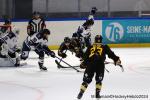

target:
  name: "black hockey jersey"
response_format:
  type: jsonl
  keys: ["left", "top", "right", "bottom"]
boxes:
{"left": 83, "top": 43, "right": 119, "bottom": 64}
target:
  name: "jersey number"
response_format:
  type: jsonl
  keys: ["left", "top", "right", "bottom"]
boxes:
{"left": 89, "top": 46, "right": 103, "bottom": 58}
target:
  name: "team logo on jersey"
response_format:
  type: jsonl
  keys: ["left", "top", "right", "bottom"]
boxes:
{"left": 105, "top": 22, "right": 124, "bottom": 42}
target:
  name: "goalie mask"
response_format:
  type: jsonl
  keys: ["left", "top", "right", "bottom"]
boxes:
{"left": 94, "top": 35, "right": 103, "bottom": 43}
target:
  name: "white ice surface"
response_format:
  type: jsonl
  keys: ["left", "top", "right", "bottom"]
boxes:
{"left": 0, "top": 48, "right": 150, "bottom": 100}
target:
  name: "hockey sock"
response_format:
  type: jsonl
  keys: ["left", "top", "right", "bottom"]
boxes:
{"left": 38, "top": 57, "right": 44, "bottom": 66}
{"left": 80, "top": 82, "right": 88, "bottom": 93}
{"left": 77, "top": 82, "right": 88, "bottom": 99}
{"left": 96, "top": 83, "right": 102, "bottom": 98}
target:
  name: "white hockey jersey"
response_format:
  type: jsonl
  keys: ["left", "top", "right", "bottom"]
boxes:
{"left": 25, "top": 32, "right": 48, "bottom": 50}
{"left": 76, "top": 15, "right": 94, "bottom": 38}
{"left": 0, "top": 31, "right": 19, "bottom": 54}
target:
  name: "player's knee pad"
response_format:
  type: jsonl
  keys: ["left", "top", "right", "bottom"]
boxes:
{"left": 39, "top": 52, "right": 44, "bottom": 58}
{"left": 83, "top": 74, "right": 92, "bottom": 84}
{"left": 21, "top": 51, "right": 29, "bottom": 60}
{"left": 83, "top": 77, "right": 92, "bottom": 84}
{"left": 95, "top": 76, "right": 103, "bottom": 84}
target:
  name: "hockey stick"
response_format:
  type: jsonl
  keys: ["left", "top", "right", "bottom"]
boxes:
{"left": 104, "top": 61, "right": 124, "bottom": 72}
{"left": 6, "top": 55, "right": 16, "bottom": 65}
{"left": 55, "top": 50, "right": 80, "bottom": 68}
{"left": 55, "top": 55, "right": 81, "bottom": 72}
{"left": 55, "top": 60, "right": 80, "bottom": 68}
{"left": 6, "top": 55, "right": 27, "bottom": 67}
{"left": 105, "top": 68, "right": 110, "bottom": 73}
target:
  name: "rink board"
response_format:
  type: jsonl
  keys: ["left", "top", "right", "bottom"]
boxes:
{"left": 1, "top": 18, "right": 150, "bottom": 49}
{"left": 102, "top": 19, "right": 150, "bottom": 44}
{"left": 0, "top": 58, "right": 15, "bottom": 67}
{"left": 48, "top": 43, "right": 150, "bottom": 50}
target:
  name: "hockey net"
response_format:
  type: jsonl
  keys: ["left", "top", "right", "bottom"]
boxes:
{"left": 0, "top": 25, "right": 12, "bottom": 36}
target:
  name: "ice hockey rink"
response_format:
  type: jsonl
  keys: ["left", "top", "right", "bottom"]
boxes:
{"left": 0, "top": 48, "right": 150, "bottom": 100}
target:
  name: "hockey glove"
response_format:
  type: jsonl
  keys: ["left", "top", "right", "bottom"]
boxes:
{"left": 80, "top": 59, "right": 87, "bottom": 69}
{"left": 80, "top": 62, "right": 87, "bottom": 69}
{"left": 61, "top": 53, "right": 67, "bottom": 58}
{"left": 114, "top": 58, "right": 124, "bottom": 72}
{"left": 43, "top": 45, "right": 55, "bottom": 58}
{"left": 114, "top": 58, "right": 121, "bottom": 65}
{"left": 50, "top": 51, "right": 55, "bottom": 58}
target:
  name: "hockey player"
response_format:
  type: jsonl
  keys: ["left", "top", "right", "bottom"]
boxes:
{"left": 58, "top": 37, "right": 83, "bottom": 58}
{"left": 77, "top": 35, "right": 122, "bottom": 99}
{"left": 27, "top": 11, "right": 46, "bottom": 36}
{"left": 0, "top": 27, "right": 20, "bottom": 66}
{"left": 20, "top": 29, "right": 55, "bottom": 71}
{"left": 72, "top": 7, "right": 97, "bottom": 48}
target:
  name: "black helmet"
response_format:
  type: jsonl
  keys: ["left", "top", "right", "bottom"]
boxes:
{"left": 90, "top": 7, "right": 98, "bottom": 15}
{"left": 64, "top": 37, "right": 71, "bottom": 43}
{"left": 42, "top": 29, "right": 50, "bottom": 35}
{"left": 33, "top": 11, "right": 40, "bottom": 16}
{"left": 95, "top": 35, "right": 103, "bottom": 43}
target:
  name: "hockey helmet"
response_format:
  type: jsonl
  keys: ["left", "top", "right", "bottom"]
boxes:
{"left": 64, "top": 37, "right": 71, "bottom": 43}
{"left": 33, "top": 11, "right": 40, "bottom": 19}
{"left": 90, "top": 7, "right": 98, "bottom": 15}
{"left": 42, "top": 29, "right": 51, "bottom": 35}
{"left": 95, "top": 35, "right": 103, "bottom": 43}
{"left": 4, "top": 19, "right": 11, "bottom": 25}
{"left": 33, "top": 11, "right": 40, "bottom": 16}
